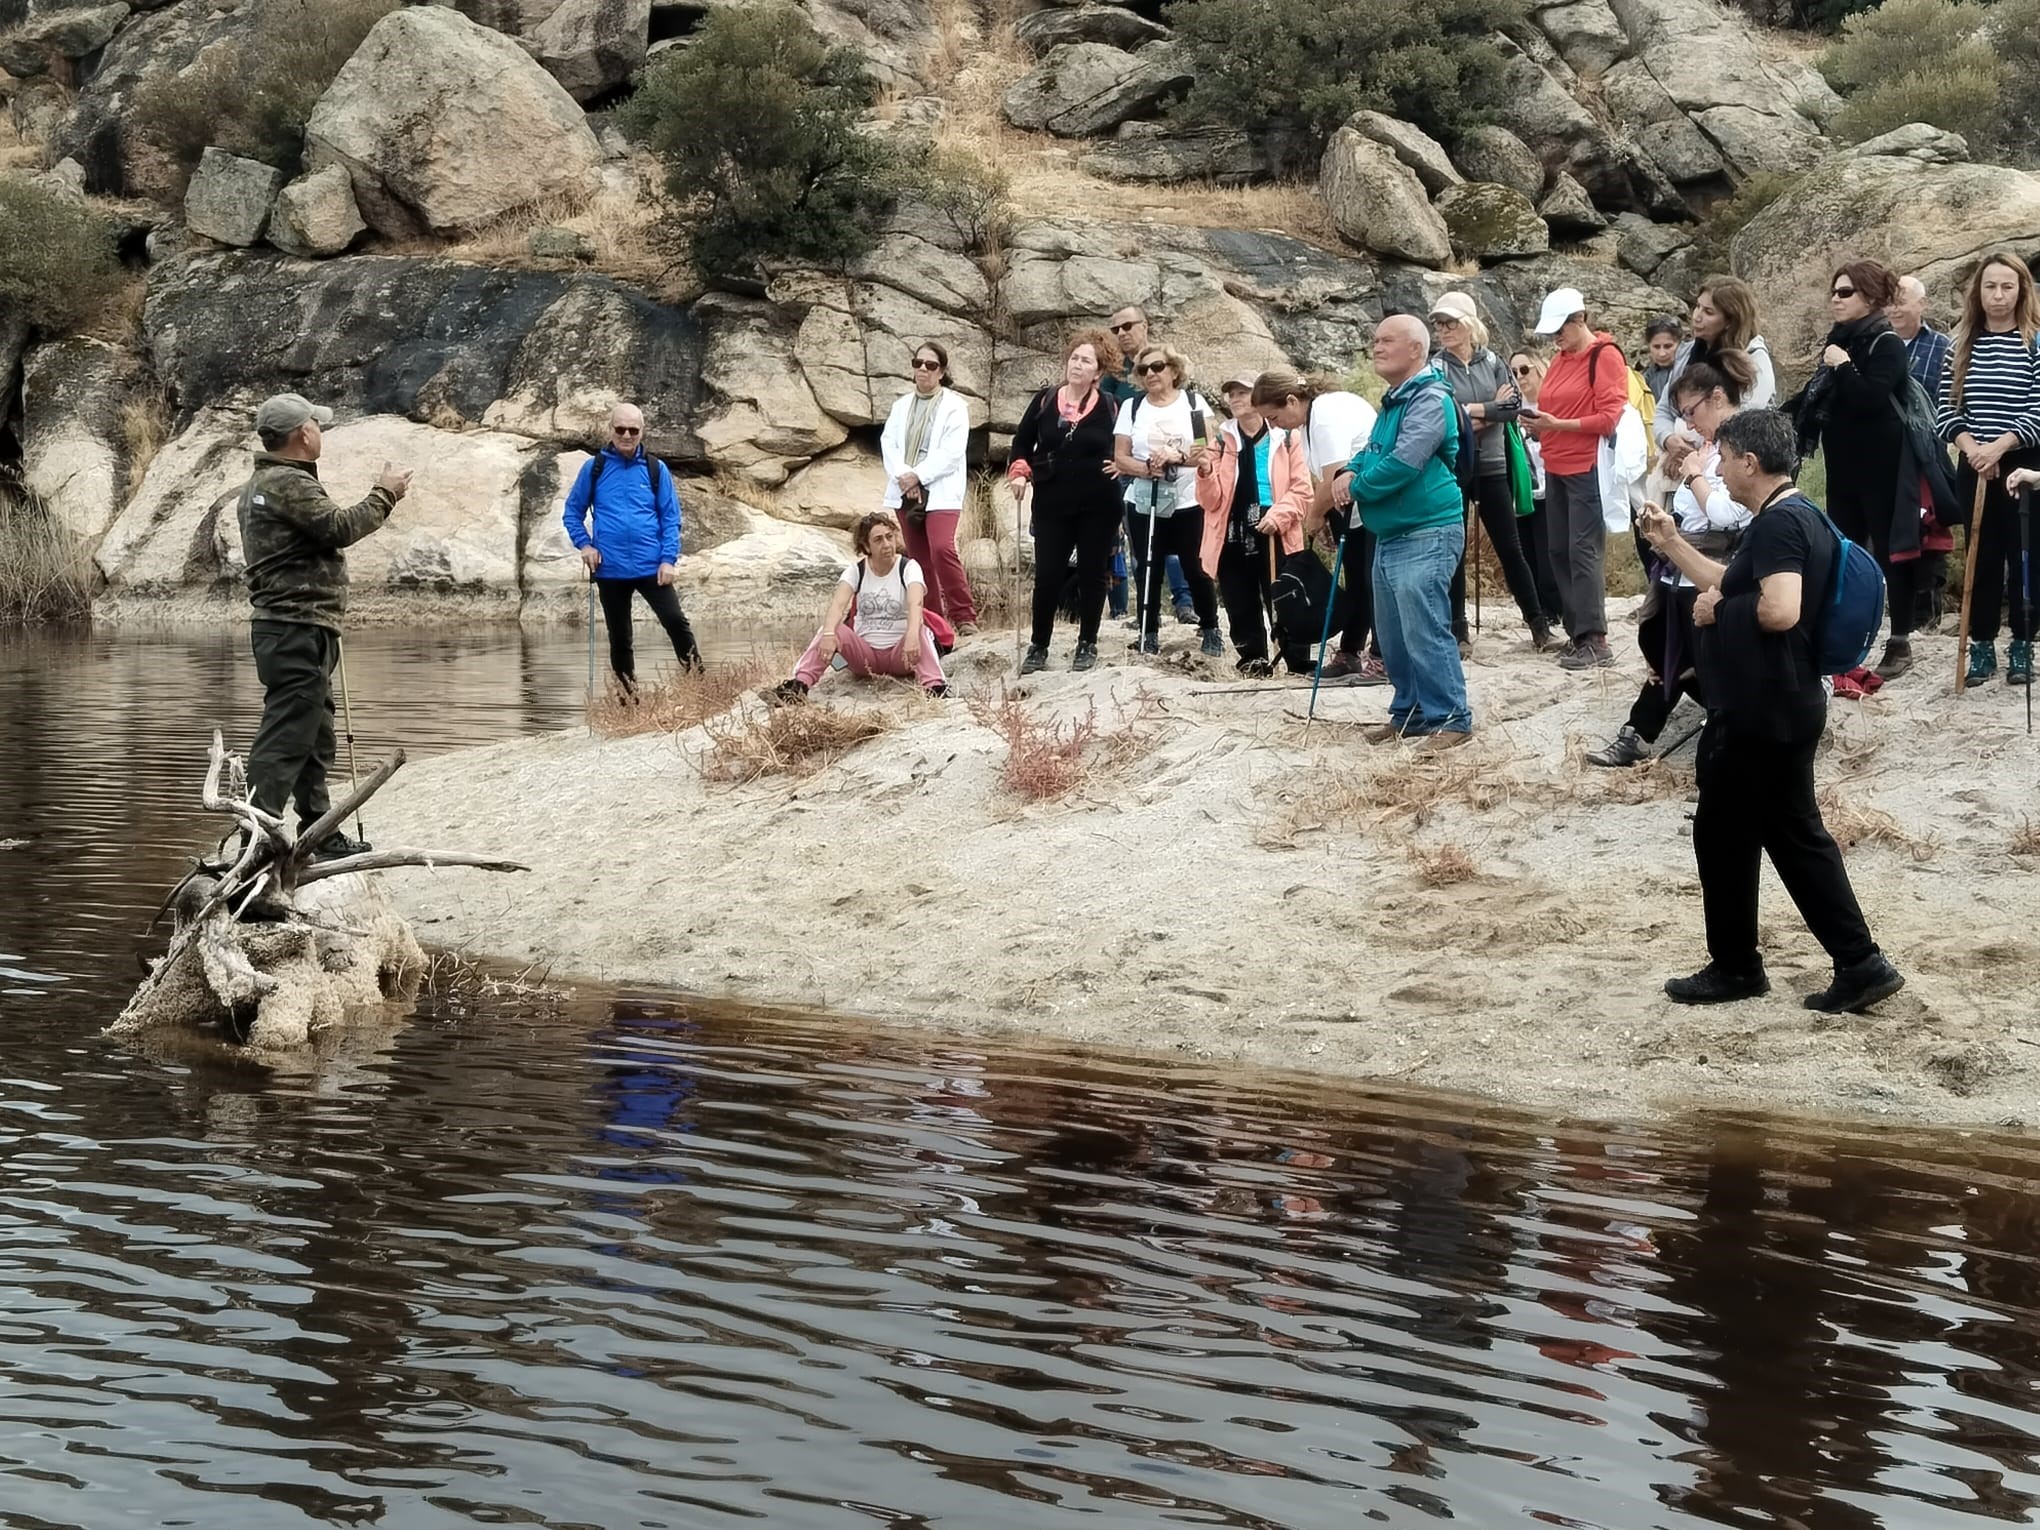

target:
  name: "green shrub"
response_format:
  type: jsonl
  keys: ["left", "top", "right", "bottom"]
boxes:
{"left": 1688, "top": 170, "right": 1803, "bottom": 279}
{"left": 1829, "top": 49, "right": 2008, "bottom": 151}
{"left": 1166, "top": 0, "right": 1523, "bottom": 164}
{"left": 1987, "top": 0, "right": 2040, "bottom": 148}
{"left": 128, "top": 0, "right": 399, "bottom": 193}
{"left": 0, "top": 176, "right": 122, "bottom": 339}
{"left": 904, "top": 145, "right": 1011, "bottom": 260}
{"left": 1819, "top": 0, "right": 2010, "bottom": 153}
{"left": 619, "top": 6, "right": 900, "bottom": 281}
{"left": 1820, "top": 0, "right": 1985, "bottom": 90}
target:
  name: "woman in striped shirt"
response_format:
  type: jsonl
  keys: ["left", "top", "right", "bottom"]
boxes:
{"left": 1939, "top": 251, "right": 2040, "bottom": 687}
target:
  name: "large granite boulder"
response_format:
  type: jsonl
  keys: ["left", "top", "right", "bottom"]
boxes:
{"left": 1533, "top": 0, "right": 1629, "bottom": 79}
{"left": 144, "top": 253, "right": 708, "bottom": 463}
{"left": 1015, "top": 5, "right": 1169, "bottom": 52}
{"left": 1437, "top": 181, "right": 1551, "bottom": 260}
{"left": 1319, "top": 126, "right": 1451, "bottom": 267}
{"left": 1451, "top": 124, "right": 1545, "bottom": 201}
{"left": 1000, "top": 41, "right": 1191, "bottom": 137}
{"left": 304, "top": 5, "right": 603, "bottom": 237}
{"left": 265, "top": 165, "right": 367, "bottom": 258}
{"left": 1345, "top": 111, "right": 1461, "bottom": 196}
{"left": 1732, "top": 151, "right": 2040, "bottom": 372}
{"left": 1539, "top": 172, "right": 1607, "bottom": 237}
{"left": 526, "top": 0, "right": 650, "bottom": 102}
{"left": 183, "top": 148, "right": 283, "bottom": 248}
{"left": 772, "top": 269, "right": 994, "bottom": 428}
{"left": 694, "top": 295, "right": 848, "bottom": 485}
{"left": 0, "top": 3, "right": 126, "bottom": 76}
{"left": 91, "top": 406, "right": 250, "bottom": 598}
{"left": 1848, "top": 122, "right": 1970, "bottom": 165}
{"left": 19, "top": 337, "right": 138, "bottom": 544}
{"left": 1611, "top": 211, "right": 1692, "bottom": 282}
{"left": 1082, "top": 124, "right": 1272, "bottom": 185}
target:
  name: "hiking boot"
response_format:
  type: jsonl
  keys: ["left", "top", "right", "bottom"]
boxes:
{"left": 923, "top": 681, "right": 951, "bottom": 699}
{"left": 1873, "top": 637, "right": 1913, "bottom": 681}
{"left": 1237, "top": 656, "right": 1274, "bottom": 678}
{"left": 1319, "top": 650, "right": 1362, "bottom": 679}
{"left": 1803, "top": 952, "right": 1905, "bottom": 1014}
{"left": 1363, "top": 722, "right": 1410, "bottom": 745}
{"left": 1560, "top": 634, "right": 1615, "bottom": 671}
{"left": 1529, "top": 617, "right": 1558, "bottom": 652}
{"left": 955, "top": 622, "right": 979, "bottom": 638}
{"left": 311, "top": 831, "right": 372, "bottom": 863}
{"left": 1199, "top": 626, "right": 1224, "bottom": 657}
{"left": 1020, "top": 643, "right": 1049, "bottom": 675}
{"left": 1128, "top": 631, "right": 1159, "bottom": 655}
{"left": 1354, "top": 652, "right": 1390, "bottom": 685}
{"left": 768, "top": 678, "right": 810, "bottom": 705}
{"left": 1173, "top": 603, "right": 1197, "bottom": 626}
{"left": 1665, "top": 962, "right": 1770, "bottom": 1005}
{"left": 1966, "top": 640, "right": 1997, "bottom": 685}
{"left": 2009, "top": 639, "right": 2034, "bottom": 686}
{"left": 1419, "top": 729, "right": 1473, "bottom": 753}
{"left": 1586, "top": 725, "right": 1651, "bottom": 769}
{"left": 1071, "top": 642, "right": 1097, "bottom": 672}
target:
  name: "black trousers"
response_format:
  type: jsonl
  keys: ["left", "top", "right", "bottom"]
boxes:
{"left": 1692, "top": 719, "right": 1879, "bottom": 976}
{"left": 1030, "top": 509, "right": 1117, "bottom": 647}
{"left": 597, "top": 576, "right": 700, "bottom": 683}
{"left": 1450, "top": 472, "right": 1547, "bottom": 633}
{"left": 1330, "top": 519, "right": 1376, "bottom": 657}
{"left": 1958, "top": 452, "right": 2040, "bottom": 644}
{"left": 1518, "top": 500, "right": 1566, "bottom": 624}
{"left": 1127, "top": 508, "right": 1218, "bottom": 638}
{"left": 1217, "top": 534, "right": 1311, "bottom": 670}
{"left": 1828, "top": 484, "right": 1921, "bottom": 642}
{"left": 247, "top": 618, "right": 338, "bottom": 827}
{"left": 1626, "top": 586, "right": 1703, "bottom": 742}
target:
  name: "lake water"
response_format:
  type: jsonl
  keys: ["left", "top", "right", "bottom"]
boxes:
{"left": 2, "top": 625, "right": 2038, "bottom": 1529}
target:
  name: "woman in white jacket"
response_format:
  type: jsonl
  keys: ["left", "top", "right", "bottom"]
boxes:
{"left": 881, "top": 342, "right": 978, "bottom": 634}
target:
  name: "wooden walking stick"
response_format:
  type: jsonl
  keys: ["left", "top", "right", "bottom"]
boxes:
{"left": 1955, "top": 476, "right": 1989, "bottom": 692}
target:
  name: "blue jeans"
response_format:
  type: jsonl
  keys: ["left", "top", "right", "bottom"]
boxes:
{"left": 1373, "top": 523, "right": 1472, "bottom": 735}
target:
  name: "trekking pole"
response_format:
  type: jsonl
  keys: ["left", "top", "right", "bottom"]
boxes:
{"left": 1305, "top": 530, "right": 1349, "bottom": 739}
{"left": 585, "top": 573, "right": 597, "bottom": 717}
{"left": 1264, "top": 531, "right": 1280, "bottom": 646}
{"left": 335, "top": 635, "right": 366, "bottom": 844}
{"left": 2021, "top": 483, "right": 2034, "bottom": 735}
{"left": 1471, "top": 494, "right": 1483, "bottom": 633}
{"left": 1140, "top": 473, "right": 1161, "bottom": 652}
{"left": 1955, "top": 476, "right": 1988, "bottom": 692}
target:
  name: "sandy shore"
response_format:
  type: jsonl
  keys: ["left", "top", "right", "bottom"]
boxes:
{"left": 368, "top": 601, "right": 2040, "bottom": 1129}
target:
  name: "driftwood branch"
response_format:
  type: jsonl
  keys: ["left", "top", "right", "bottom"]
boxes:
{"left": 294, "top": 750, "right": 405, "bottom": 859}
{"left": 296, "top": 848, "right": 530, "bottom": 885}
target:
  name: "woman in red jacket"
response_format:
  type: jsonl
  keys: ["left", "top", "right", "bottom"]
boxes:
{"left": 1522, "top": 287, "right": 1631, "bottom": 670}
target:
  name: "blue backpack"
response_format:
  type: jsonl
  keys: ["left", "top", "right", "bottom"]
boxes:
{"left": 1783, "top": 492, "right": 1886, "bottom": 674}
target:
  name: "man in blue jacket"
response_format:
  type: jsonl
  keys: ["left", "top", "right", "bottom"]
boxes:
{"left": 562, "top": 403, "right": 700, "bottom": 689}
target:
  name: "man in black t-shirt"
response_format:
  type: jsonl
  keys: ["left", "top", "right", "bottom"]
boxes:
{"left": 1638, "top": 409, "right": 1905, "bottom": 1016}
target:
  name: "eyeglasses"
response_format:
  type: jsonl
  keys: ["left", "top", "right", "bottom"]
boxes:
{"left": 1512, "top": 365, "right": 1534, "bottom": 377}
{"left": 1110, "top": 321, "right": 1142, "bottom": 333}
{"left": 1831, "top": 286, "right": 1856, "bottom": 298}
{"left": 1137, "top": 361, "right": 1170, "bottom": 375}
{"left": 612, "top": 426, "right": 641, "bottom": 436}
{"left": 911, "top": 358, "right": 941, "bottom": 371}
{"left": 1434, "top": 316, "right": 1463, "bottom": 327}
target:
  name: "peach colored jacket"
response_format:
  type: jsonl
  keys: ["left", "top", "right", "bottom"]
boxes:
{"left": 1194, "top": 419, "right": 1310, "bottom": 578}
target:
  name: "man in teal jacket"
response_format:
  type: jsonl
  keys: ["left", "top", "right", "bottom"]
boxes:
{"left": 1347, "top": 314, "right": 1472, "bottom": 748}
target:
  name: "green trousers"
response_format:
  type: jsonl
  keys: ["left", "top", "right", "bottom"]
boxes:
{"left": 247, "top": 618, "right": 339, "bottom": 827}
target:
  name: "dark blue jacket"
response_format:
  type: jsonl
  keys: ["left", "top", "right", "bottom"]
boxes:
{"left": 562, "top": 446, "right": 681, "bottom": 580}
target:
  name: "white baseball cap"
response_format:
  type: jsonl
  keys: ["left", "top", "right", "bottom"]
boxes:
{"left": 1532, "top": 288, "right": 1586, "bottom": 335}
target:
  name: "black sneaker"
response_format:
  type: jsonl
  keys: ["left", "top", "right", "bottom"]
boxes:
{"left": 1199, "top": 626, "right": 1224, "bottom": 657}
{"left": 1803, "top": 953, "right": 1905, "bottom": 1014}
{"left": 311, "top": 831, "right": 372, "bottom": 862}
{"left": 1173, "top": 603, "right": 1197, "bottom": 626}
{"left": 1020, "top": 643, "right": 1049, "bottom": 675}
{"left": 1237, "top": 656, "right": 1274, "bottom": 678}
{"left": 768, "top": 678, "right": 810, "bottom": 705}
{"left": 1071, "top": 642, "right": 1097, "bottom": 672}
{"left": 923, "top": 681, "right": 951, "bottom": 699}
{"left": 1586, "top": 725, "right": 1650, "bottom": 769}
{"left": 1664, "top": 962, "right": 1770, "bottom": 1004}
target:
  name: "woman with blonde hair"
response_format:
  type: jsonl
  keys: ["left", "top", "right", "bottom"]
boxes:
{"left": 1113, "top": 342, "right": 1221, "bottom": 654}
{"left": 1939, "top": 250, "right": 2040, "bottom": 685}
{"left": 1008, "top": 328, "right": 1124, "bottom": 672}
{"left": 1430, "top": 291, "right": 1555, "bottom": 651}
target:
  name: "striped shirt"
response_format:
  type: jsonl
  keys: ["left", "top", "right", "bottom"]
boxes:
{"left": 1937, "top": 329, "right": 2040, "bottom": 447}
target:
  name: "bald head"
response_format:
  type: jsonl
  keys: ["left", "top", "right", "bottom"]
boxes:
{"left": 1886, "top": 275, "right": 1929, "bottom": 339}
{"left": 609, "top": 403, "right": 645, "bottom": 453}
{"left": 1372, "top": 314, "right": 1431, "bottom": 385}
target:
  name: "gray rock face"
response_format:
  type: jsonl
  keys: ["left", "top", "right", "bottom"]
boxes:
{"left": 1534, "top": 0, "right": 1630, "bottom": 79}
{"left": 1849, "top": 122, "right": 1970, "bottom": 165}
{"left": 304, "top": 5, "right": 603, "bottom": 237}
{"left": 144, "top": 253, "right": 708, "bottom": 463}
{"left": 1000, "top": 41, "right": 1191, "bottom": 137}
{"left": 527, "top": 0, "right": 650, "bottom": 102}
{"left": 694, "top": 293, "right": 847, "bottom": 484}
{"left": 1436, "top": 181, "right": 1551, "bottom": 260}
{"left": 184, "top": 148, "right": 285, "bottom": 248}
{"left": 1538, "top": 172, "right": 1607, "bottom": 237}
{"left": 1452, "top": 124, "right": 1545, "bottom": 202}
{"left": 1015, "top": 4, "right": 1169, "bottom": 53}
{"left": 1480, "top": 253, "right": 1681, "bottom": 349}
{"left": 1611, "top": 210, "right": 1691, "bottom": 280}
{"left": 19, "top": 336, "right": 136, "bottom": 544}
{"left": 1082, "top": 123, "right": 1272, "bottom": 186}
{"left": 1600, "top": 59, "right": 1727, "bottom": 185}
{"left": 266, "top": 166, "right": 367, "bottom": 258}
{"left": 0, "top": 3, "right": 127, "bottom": 76}
{"left": 1319, "top": 127, "right": 1451, "bottom": 267}
{"left": 1345, "top": 110, "right": 1461, "bottom": 196}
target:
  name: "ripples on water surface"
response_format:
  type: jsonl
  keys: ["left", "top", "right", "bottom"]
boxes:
{"left": 1, "top": 626, "right": 2038, "bottom": 1529}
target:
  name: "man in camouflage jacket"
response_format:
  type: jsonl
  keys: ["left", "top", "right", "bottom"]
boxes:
{"left": 237, "top": 393, "right": 412, "bottom": 856}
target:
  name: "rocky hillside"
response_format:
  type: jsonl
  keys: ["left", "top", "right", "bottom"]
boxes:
{"left": 3, "top": 0, "right": 2040, "bottom": 622}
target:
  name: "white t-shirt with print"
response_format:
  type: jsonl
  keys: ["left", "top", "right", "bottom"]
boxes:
{"left": 840, "top": 556, "right": 924, "bottom": 649}
{"left": 1300, "top": 391, "right": 1378, "bottom": 482}
{"left": 1114, "top": 391, "right": 1210, "bottom": 511}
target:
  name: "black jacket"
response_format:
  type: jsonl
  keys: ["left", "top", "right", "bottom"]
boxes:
{"left": 1010, "top": 387, "right": 1121, "bottom": 516}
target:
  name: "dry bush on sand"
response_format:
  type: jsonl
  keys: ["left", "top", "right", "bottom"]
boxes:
{"left": 1408, "top": 841, "right": 1478, "bottom": 886}
{"left": 590, "top": 657, "right": 785, "bottom": 738}
{"left": 2012, "top": 818, "right": 2040, "bottom": 858}
{"left": 698, "top": 703, "right": 896, "bottom": 784}
{"left": 1817, "top": 785, "right": 1938, "bottom": 861}
{"left": 969, "top": 685, "right": 1159, "bottom": 801}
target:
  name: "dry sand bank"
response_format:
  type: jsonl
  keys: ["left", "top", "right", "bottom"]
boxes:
{"left": 368, "top": 602, "right": 2040, "bottom": 1129}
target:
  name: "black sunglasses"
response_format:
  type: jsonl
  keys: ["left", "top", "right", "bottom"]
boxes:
{"left": 1831, "top": 286, "right": 1856, "bottom": 298}
{"left": 1110, "top": 321, "right": 1142, "bottom": 333}
{"left": 1512, "top": 365, "right": 1534, "bottom": 377}
{"left": 911, "top": 358, "right": 942, "bottom": 371}
{"left": 612, "top": 425, "right": 642, "bottom": 435}
{"left": 1137, "top": 361, "right": 1170, "bottom": 375}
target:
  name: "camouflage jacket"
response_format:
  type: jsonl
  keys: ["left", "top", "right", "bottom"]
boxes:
{"left": 237, "top": 453, "right": 395, "bottom": 630}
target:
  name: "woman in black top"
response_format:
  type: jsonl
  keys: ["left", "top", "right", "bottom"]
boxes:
{"left": 1938, "top": 251, "right": 2040, "bottom": 687}
{"left": 1008, "top": 329, "right": 1124, "bottom": 672}
{"left": 1638, "top": 408, "right": 1904, "bottom": 1017}
{"left": 1787, "top": 260, "right": 1918, "bottom": 678}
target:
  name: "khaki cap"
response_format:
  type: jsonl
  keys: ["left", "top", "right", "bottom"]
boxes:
{"left": 255, "top": 393, "right": 334, "bottom": 435}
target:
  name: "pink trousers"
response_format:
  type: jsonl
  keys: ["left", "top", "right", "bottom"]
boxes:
{"left": 900, "top": 510, "right": 978, "bottom": 626}
{"left": 793, "top": 622, "right": 947, "bottom": 688}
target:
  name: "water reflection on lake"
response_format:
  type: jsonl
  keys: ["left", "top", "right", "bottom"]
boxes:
{"left": 0, "top": 624, "right": 2036, "bottom": 1530}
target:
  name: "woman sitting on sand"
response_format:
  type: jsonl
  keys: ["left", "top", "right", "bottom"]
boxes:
{"left": 772, "top": 512, "right": 949, "bottom": 702}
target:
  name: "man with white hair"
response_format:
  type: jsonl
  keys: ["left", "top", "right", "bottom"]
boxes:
{"left": 1348, "top": 314, "right": 1473, "bottom": 749}
{"left": 562, "top": 402, "right": 700, "bottom": 691}
{"left": 1886, "top": 274, "right": 1956, "bottom": 630}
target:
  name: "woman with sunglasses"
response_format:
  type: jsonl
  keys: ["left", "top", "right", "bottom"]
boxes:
{"left": 881, "top": 341, "right": 979, "bottom": 636}
{"left": 1113, "top": 344, "right": 1222, "bottom": 654}
{"left": 1509, "top": 350, "right": 1565, "bottom": 627}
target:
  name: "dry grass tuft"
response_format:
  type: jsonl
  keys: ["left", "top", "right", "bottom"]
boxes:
{"left": 1408, "top": 841, "right": 1478, "bottom": 886}
{"left": 0, "top": 484, "right": 94, "bottom": 624}
{"left": 121, "top": 386, "right": 172, "bottom": 502}
{"left": 699, "top": 702, "right": 896, "bottom": 784}
{"left": 1817, "top": 786, "right": 1938, "bottom": 862}
{"left": 590, "top": 656, "right": 786, "bottom": 738}
{"left": 970, "top": 687, "right": 1100, "bottom": 799}
{"left": 435, "top": 185, "right": 698, "bottom": 303}
{"left": 2014, "top": 818, "right": 2040, "bottom": 858}
{"left": 405, "top": 947, "right": 571, "bottom": 1005}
